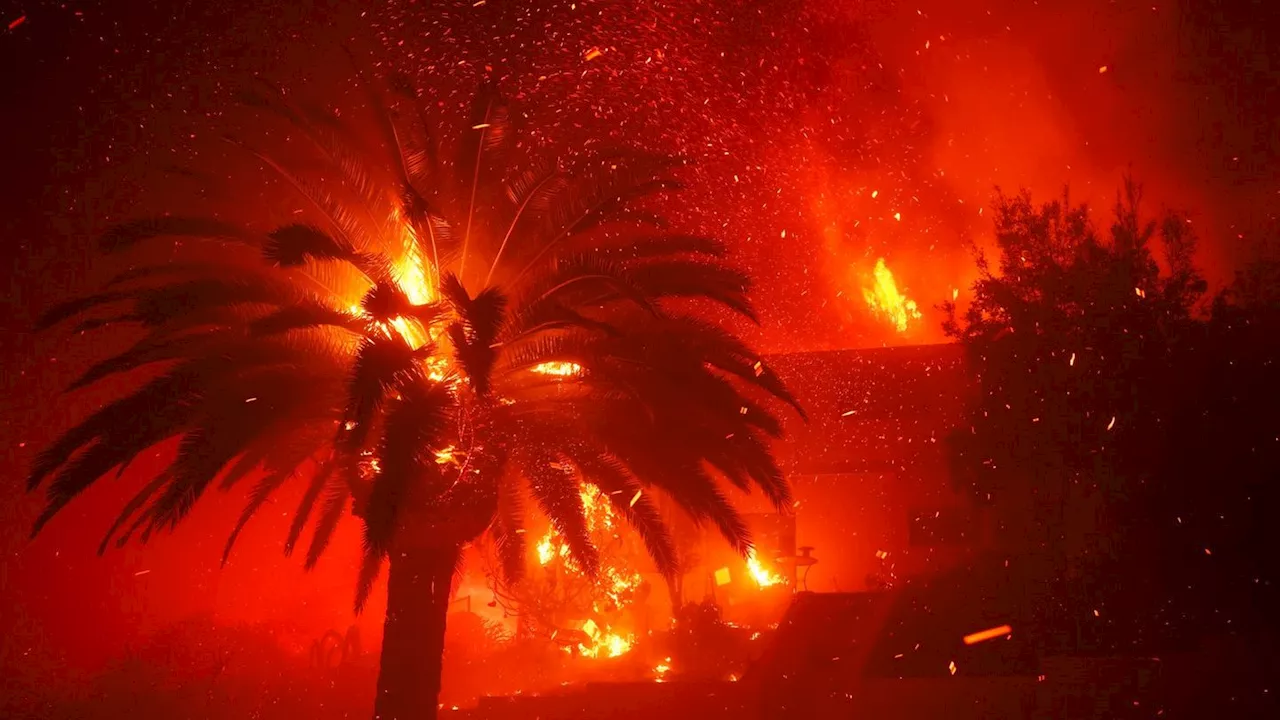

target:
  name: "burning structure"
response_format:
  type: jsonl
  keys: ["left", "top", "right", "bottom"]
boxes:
{"left": 430, "top": 342, "right": 975, "bottom": 705}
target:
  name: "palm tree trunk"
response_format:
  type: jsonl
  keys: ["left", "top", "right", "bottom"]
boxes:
{"left": 373, "top": 544, "right": 459, "bottom": 720}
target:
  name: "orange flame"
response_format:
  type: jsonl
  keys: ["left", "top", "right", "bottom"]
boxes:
{"left": 534, "top": 483, "right": 643, "bottom": 660}
{"left": 577, "top": 622, "right": 633, "bottom": 658}
{"left": 745, "top": 548, "right": 786, "bottom": 588}
{"left": 862, "top": 258, "right": 921, "bottom": 332}
{"left": 531, "top": 361, "right": 584, "bottom": 377}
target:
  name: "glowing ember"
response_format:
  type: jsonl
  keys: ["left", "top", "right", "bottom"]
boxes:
{"left": 745, "top": 548, "right": 786, "bottom": 588}
{"left": 963, "top": 624, "right": 1013, "bottom": 645}
{"left": 434, "top": 446, "right": 462, "bottom": 466}
{"left": 653, "top": 658, "right": 672, "bottom": 681}
{"left": 531, "top": 361, "right": 584, "bottom": 377}
{"left": 862, "top": 258, "right": 921, "bottom": 332}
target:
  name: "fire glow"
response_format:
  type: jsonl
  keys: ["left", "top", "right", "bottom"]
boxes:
{"left": 745, "top": 548, "right": 786, "bottom": 588}
{"left": 531, "top": 361, "right": 584, "bottom": 377}
{"left": 577, "top": 619, "right": 634, "bottom": 659}
{"left": 862, "top": 258, "right": 921, "bottom": 333}
{"left": 535, "top": 483, "right": 643, "bottom": 659}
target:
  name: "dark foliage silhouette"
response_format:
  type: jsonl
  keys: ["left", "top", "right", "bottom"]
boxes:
{"left": 944, "top": 181, "right": 1278, "bottom": 657}
{"left": 28, "top": 73, "right": 801, "bottom": 719}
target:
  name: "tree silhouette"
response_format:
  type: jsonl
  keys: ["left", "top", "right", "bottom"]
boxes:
{"left": 28, "top": 72, "right": 802, "bottom": 719}
{"left": 944, "top": 180, "right": 1280, "bottom": 653}
{"left": 942, "top": 181, "right": 1204, "bottom": 645}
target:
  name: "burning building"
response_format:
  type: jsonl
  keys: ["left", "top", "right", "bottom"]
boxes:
{"left": 438, "top": 342, "right": 985, "bottom": 709}
{"left": 673, "top": 342, "right": 975, "bottom": 618}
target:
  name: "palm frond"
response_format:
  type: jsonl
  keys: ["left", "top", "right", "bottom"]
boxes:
{"left": 456, "top": 81, "right": 512, "bottom": 279}
{"left": 570, "top": 451, "right": 678, "bottom": 579}
{"left": 222, "top": 468, "right": 293, "bottom": 565}
{"left": 341, "top": 335, "right": 428, "bottom": 451}
{"left": 32, "top": 442, "right": 156, "bottom": 537}
{"left": 520, "top": 450, "right": 599, "bottom": 577}
{"left": 97, "top": 473, "right": 170, "bottom": 555}
{"left": 249, "top": 303, "right": 365, "bottom": 337}
{"left": 237, "top": 78, "right": 391, "bottom": 219}
{"left": 28, "top": 370, "right": 203, "bottom": 493}
{"left": 626, "top": 259, "right": 758, "bottom": 322}
{"left": 498, "top": 302, "right": 618, "bottom": 346}
{"left": 304, "top": 480, "right": 350, "bottom": 569}
{"left": 264, "top": 224, "right": 356, "bottom": 267}
{"left": 485, "top": 162, "right": 567, "bottom": 285}
{"left": 441, "top": 274, "right": 508, "bottom": 395}
{"left": 606, "top": 234, "right": 727, "bottom": 261}
{"left": 353, "top": 541, "right": 385, "bottom": 614}
{"left": 216, "top": 445, "right": 271, "bottom": 492}
{"left": 283, "top": 460, "right": 338, "bottom": 555}
{"left": 35, "top": 290, "right": 131, "bottom": 331}
{"left": 99, "top": 217, "right": 255, "bottom": 254}
{"left": 360, "top": 282, "right": 418, "bottom": 324}
{"left": 387, "top": 72, "right": 440, "bottom": 185}
{"left": 223, "top": 135, "right": 377, "bottom": 258}
{"left": 508, "top": 154, "right": 685, "bottom": 282}
{"left": 491, "top": 475, "right": 527, "bottom": 583}
{"left": 365, "top": 378, "right": 453, "bottom": 553}
{"left": 514, "top": 253, "right": 658, "bottom": 318}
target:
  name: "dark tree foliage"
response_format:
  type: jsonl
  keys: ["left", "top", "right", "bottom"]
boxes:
{"left": 944, "top": 181, "right": 1278, "bottom": 653}
{"left": 28, "top": 73, "right": 801, "bottom": 720}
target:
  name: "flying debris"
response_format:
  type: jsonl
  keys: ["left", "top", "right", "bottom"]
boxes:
{"left": 963, "top": 624, "right": 1013, "bottom": 645}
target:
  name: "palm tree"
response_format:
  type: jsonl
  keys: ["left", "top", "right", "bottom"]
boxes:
{"left": 28, "top": 71, "right": 803, "bottom": 719}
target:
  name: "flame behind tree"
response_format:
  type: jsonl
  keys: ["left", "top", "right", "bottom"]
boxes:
{"left": 27, "top": 70, "right": 804, "bottom": 720}
{"left": 491, "top": 481, "right": 645, "bottom": 659}
{"left": 744, "top": 548, "right": 786, "bottom": 588}
{"left": 862, "top": 258, "right": 921, "bottom": 332}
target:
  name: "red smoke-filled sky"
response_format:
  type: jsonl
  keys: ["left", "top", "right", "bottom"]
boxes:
{"left": 1, "top": 0, "right": 1277, "bottom": 691}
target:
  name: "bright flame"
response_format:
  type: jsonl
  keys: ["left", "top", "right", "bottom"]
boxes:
{"left": 532, "top": 483, "right": 643, "bottom": 659}
{"left": 862, "top": 258, "right": 921, "bottom": 332}
{"left": 434, "top": 446, "right": 463, "bottom": 467}
{"left": 576, "top": 619, "right": 634, "bottom": 658}
{"left": 531, "top": 361, "right": 583, "bottom": 377}
{"left": 535, "top": 484, "right": 643, "bottom": 604}
{"left": 745, "top": 548, "right": 786, "bottom": 588}
{"left": 393, "top": 214, "right": 435, "bottom": 306}
{"left": 653, "top": 658, "right": 672, "bottom": 681}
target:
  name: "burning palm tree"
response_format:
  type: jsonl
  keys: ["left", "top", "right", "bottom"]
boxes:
{"left": 27, "top": 70, "right": 803, "bottom": 719}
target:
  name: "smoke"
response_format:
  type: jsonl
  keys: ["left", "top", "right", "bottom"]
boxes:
{"left": 374, "top": 0, "right": 1277, "bottom": 349}
{"left": 4, "top": 0, "right": 1276, "bottom": 690}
